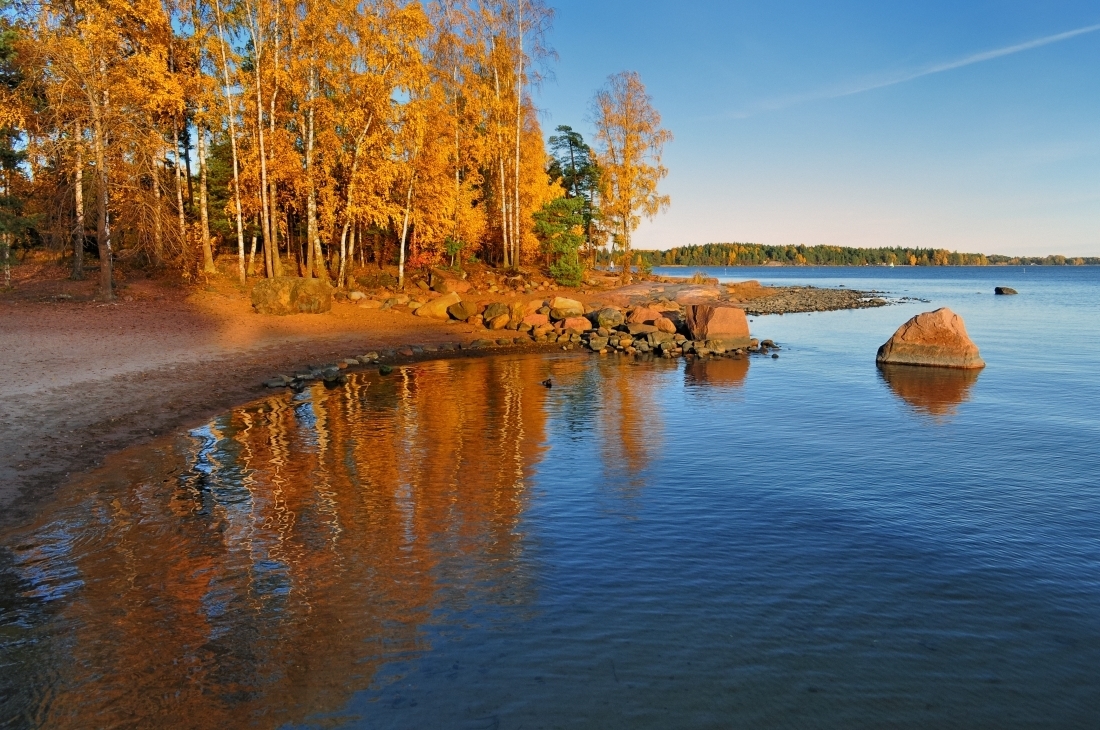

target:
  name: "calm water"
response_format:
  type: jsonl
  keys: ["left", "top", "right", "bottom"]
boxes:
{"left": 3, "top": 267, "right": 1100, "bottom": 729}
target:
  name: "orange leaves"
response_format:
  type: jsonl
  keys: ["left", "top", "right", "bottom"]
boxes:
{"left": 590, "top": 71, "right": 672, "bottom": 277}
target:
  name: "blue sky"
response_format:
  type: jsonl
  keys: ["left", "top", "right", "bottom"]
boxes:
{"left": 534, "top": 1, "right": 1100, "bottom": 256}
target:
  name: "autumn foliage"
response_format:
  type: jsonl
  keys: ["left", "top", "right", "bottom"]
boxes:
{"left": 0, "top": 0, "right": 595, "bottom": 298}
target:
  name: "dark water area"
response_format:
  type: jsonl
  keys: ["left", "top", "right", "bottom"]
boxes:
{"left": 3, "top": 267, "right": 1100, "bottom": 728}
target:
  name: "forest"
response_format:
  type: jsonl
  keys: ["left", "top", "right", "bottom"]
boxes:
{"left": 636, "top": 243, "right": 1100, "bottom": 268}
{"left": 0, "top": 0, "right": 646, "bottom": 297}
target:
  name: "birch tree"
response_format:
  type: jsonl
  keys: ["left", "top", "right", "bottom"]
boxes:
{"left": 590, "top": 71, "right": 671, "bottom": 283}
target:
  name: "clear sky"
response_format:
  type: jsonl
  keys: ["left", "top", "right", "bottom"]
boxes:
{"left": 534, "top": 1, "right": 1100, "bottom": 256}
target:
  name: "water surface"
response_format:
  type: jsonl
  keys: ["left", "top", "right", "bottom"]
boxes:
{"left": 2, "top": 267, "right": 1099, "bottom": 728}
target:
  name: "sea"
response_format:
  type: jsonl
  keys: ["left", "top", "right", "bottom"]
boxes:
{"left": 1, "top": 265, "right": 1098, "bottom": 729}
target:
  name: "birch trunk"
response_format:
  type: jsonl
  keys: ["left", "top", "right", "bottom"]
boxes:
{"left": 197, "top": 123, "right": 215, "bottom": 273}
{"left": 91, "top": 111, "right": 112, "bottom": 300}
{"left": 513, "top": 0, "right": 523, "bottom": 269}
{"left": 398, "top": 177, "right": 414, "bottom": 290}
{"left": 72, "top": 146, "right": 84, "bottom": 280}
{"left": 213, "top": 0, "right": 247, "bottom": 283}
{"left": 153, "top": 155, "right": 164, "bottom": 261}
{"left": 246, "top": 0, "right": 273, "bottom": 278}
{"left": 268, "top": 3, "right": 283, "bottom": 277}
{"left": 337, "top": 120, "right": 372, "bottom": 289}
{"left": 172, "top": 133, "right": 187, "bottom": 256}
{"left": 491, "top": 54, "right": 510, "bottom": 267}
{"left": 305, "top": 63, "right": 327, "bottom": 282}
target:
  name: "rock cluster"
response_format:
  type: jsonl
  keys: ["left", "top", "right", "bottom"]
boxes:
{"left": 261, "top": 298, "right": 783, "bottom": 390}
{"left": 741, "top": 286, "right": 888, "bottom": 315}
{"left": 876, "top": 308, "right": 985, "bottom": 369}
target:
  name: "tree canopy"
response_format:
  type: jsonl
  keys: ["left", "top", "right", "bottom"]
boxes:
{"left": 0, "top": 0, "right": 581, "bottom": 297}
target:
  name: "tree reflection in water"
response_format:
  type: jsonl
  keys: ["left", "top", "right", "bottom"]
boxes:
{"left": 0, "top": 354, "right": 575, "bottom": 729}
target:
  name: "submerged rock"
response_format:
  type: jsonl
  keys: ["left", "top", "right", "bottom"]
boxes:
{"left": 876, "top": 308, "right": 985, "bottom": 369}
{"left": 251, "top": 277, "right": 333, "bottom": 315}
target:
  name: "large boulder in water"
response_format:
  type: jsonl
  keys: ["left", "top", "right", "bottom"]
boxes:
{"left": 252, "top": 277, "right": 333, "bottom": 315}
{"left": 994, "top": 286, "right": 1018, "bottom": 295}
{"left": 876, "top": 308, "right": 985, "bottom": 369}
{"left": 684, "top": 304, "right": 750, "bottom": 347}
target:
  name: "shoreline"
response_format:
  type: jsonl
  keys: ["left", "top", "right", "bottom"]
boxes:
{"left": 0, "top": 271, "right": 886, "bottom": 531}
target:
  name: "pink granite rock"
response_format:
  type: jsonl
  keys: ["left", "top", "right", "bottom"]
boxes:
{"left": 876, "top": 308, "right": 985, "bottom": 369}
{"left": 684, "top": 304, "right": 750, "bottom": 346}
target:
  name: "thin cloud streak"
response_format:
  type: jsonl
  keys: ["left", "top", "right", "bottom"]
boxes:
{"left": 727, "top": 22, "right": 1100, "bottom": 119}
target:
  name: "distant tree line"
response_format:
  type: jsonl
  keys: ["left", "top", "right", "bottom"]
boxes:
{"left": 634, "top": 243, "right": 1100, "bottom": 267}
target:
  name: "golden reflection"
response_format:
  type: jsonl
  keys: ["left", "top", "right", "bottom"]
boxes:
{"left": 878, "top": 363, "right": 981, "bottom": 420}
{"left": 15, "top": 355, "right": 553, "bottom": 729}
{"left": 597, "top": 358, "right": 673, "bottom": 495}
{"left": 684, "top": 356, "right": 749, "bottom": 389}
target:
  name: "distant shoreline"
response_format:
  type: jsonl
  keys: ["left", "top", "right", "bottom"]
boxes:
{"left": 649, "top": 263, "right": 1098, "bottom": 268}
{"left": 635, "top": 243, "right": 1098, "bottom": 268}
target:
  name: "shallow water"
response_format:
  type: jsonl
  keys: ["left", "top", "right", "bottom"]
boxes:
{"left": 3, "top": 267, "right": 1100, "bottom": 729}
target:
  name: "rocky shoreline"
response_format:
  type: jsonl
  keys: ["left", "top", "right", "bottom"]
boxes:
{"left": 256, "top": 275, "right": 900, "bottom": 388}
{"left": 737, "top": 285, "right": 890, "bottom": 315}
{"left": 261, "top": 294, "right": 786, "bottom": 390}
